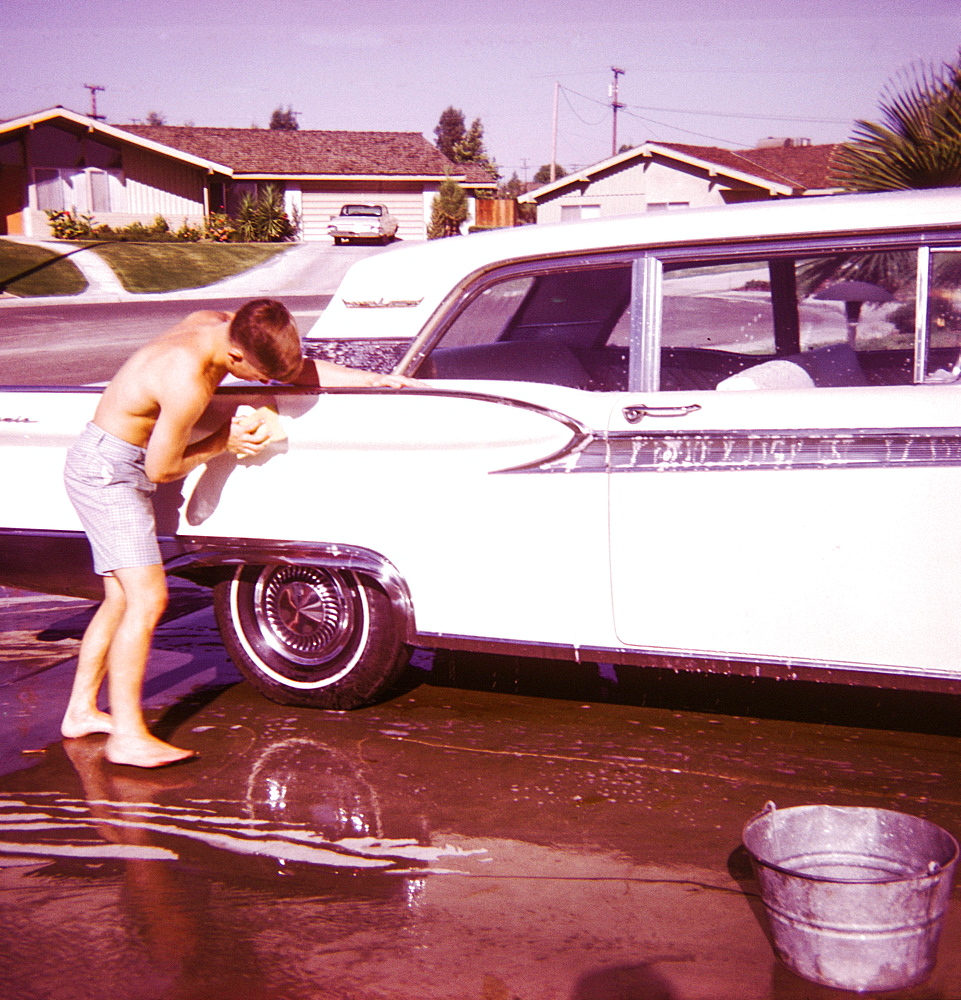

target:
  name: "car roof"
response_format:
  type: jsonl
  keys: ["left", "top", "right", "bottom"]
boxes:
{"left": 309, "top": 188, "right": 961, "bottom": 341}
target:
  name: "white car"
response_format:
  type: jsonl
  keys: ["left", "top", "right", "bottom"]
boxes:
{"left": 327, "top": 204, "right": 399, "bottom": 245}
{"left": 2, "top": 188, "right": 961, "bottom": 709}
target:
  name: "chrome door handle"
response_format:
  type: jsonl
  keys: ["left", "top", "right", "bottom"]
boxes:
{"left": 622, "top": 403, "right": 701, "bottom": 424}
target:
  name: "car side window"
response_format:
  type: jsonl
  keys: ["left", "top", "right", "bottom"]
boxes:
{"left": 659, "top": 249, "right": 923, "bottom": 391}
{"left": 416, "top": 264, "right": 632, "bottom": 390}
{"left": 926, "top": 250, "right": 961, "bottom": 381}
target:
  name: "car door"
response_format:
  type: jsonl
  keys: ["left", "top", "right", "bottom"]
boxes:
{"left": 608, "top": 242, "right": 961, "bottom": 682}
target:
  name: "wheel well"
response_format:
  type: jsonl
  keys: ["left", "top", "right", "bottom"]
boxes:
{"left": 165, "top": 542, "right": 416, "bottom": 641}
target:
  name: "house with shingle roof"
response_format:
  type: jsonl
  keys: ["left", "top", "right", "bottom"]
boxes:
{"left": 519, "top": 139, "right": 843, "bottom": 223}
{"left": 0, "top": 107, "right": 497, "bottom": 240}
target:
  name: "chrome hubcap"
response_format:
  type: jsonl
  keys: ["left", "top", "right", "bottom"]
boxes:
{"left": 255, "top": 566, "right": 354, "bottom": 666}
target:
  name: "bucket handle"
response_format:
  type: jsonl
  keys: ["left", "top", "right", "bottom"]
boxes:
{"left": 753, "top": 803, "right": 945, "bottom": 878}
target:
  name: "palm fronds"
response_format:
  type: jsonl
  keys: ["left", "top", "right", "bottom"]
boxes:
{"left": 830, "top": 52, "right": 961, "bottom": 191}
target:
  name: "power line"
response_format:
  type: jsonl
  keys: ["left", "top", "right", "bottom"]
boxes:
{"left": 618, "top": 107, "right": 743, "bottom": 146}
{"left": 627, "top": 102, "right": 851, "bottom": 125}
{"left": 557, "top": 84, "right": 740, "bottom": 149}
{"left": 557, "top": 83, "right": 850, "bottom": 127}
{"left": 559, "top": 86, "right": 606, "bottom": 127}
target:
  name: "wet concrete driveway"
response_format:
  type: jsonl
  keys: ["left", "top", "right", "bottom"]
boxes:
{"left": 1, "top": 584, "right": 961, "bottom": 1000}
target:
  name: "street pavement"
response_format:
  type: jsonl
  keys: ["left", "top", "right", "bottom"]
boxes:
{"left": 1, "top": 584, "right": 961, "bottom": 1000}
{"left": 0, "top": 236, "right": 395, "bottom": 305}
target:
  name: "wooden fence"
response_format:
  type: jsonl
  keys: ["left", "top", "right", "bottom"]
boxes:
{"left": 474, "top": 198, "right": 518, "bottom": 229}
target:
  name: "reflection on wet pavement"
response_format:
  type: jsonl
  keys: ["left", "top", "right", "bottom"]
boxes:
{"left": 1, "top": 587, "right": 961, "bottom": 999}
{"left": 1, "top": 739, "right": 483, "bottom": 873}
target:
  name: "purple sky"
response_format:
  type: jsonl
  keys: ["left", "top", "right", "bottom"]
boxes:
{"left": 3, "top": 0, "right": 960, "bottom": 182}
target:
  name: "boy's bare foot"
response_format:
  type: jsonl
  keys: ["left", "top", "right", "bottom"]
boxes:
{"left": 61, "top": 709, "right": 114, "bottom": 739}
{"left": 105, "top": 733, "right": 197, "bottom": 769}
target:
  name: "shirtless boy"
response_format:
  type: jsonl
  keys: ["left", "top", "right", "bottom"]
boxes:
{"left": 62, "top": 298, "right": 421, "bottom": 768}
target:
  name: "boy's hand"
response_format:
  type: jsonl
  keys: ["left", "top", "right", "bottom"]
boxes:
{"left": 367, "top": 373, "right": 428, "bottom": 389}
{"left": 227, "top": 411, "right": 271, "bottom": 456}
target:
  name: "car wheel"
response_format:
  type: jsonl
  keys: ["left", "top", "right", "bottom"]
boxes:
{"left": 213, "top": 563, "right": 409, "bottom": 709}
{"left": 332, "top": 236, "right": 342, "bottom": 246}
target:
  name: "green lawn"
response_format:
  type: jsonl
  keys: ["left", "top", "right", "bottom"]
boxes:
{"left": 89, "top": 242, "right": 289, "bottom": 293}
{"left": 0, "top": 240, "right": 290, "bottom": 297}
{"left": 0, "top": 241, "right": 87, "bottom": 296}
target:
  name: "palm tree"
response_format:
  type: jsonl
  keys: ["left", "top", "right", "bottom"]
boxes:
{"left": 830, "top": 52, "right": 961, "bottom": 191}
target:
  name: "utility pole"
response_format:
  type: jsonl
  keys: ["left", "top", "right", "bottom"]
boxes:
{"left": 609, "top": 67, "right": 625, "bottom": 157}
{"left": 84, "top": 84, "right": 105, "bottom": 121}
{"left": 550, "top": 81, "right": 559, "bottom": 182}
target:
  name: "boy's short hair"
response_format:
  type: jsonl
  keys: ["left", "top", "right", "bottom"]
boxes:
{"left": 228, "top": 299, "right": 303, "bottom": 381}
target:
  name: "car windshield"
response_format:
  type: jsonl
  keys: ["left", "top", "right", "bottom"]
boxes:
{"left": 413, "top": 264, "right": 632, "bottom": 390}
{"left": 342, "top": 205, "right": 382, "bottom": 217}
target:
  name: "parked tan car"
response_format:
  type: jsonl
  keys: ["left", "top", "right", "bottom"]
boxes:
{"left": 328, "top": 204, "right": 398, "bottom": 245}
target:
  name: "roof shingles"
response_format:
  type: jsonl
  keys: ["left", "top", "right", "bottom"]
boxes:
{"left": 656, "top": 141, "right": 840, "bottom": 191}
{"left": 122, "top": 125, "right": 475, "bottom": 178}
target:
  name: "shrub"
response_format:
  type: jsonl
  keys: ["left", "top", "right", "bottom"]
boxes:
{"left": 175, "top": 220, "right": 203, "bottom": 242}
{"left": 45, "top": 210, "right": 94, "bottom": 239}
{"left": 122, "top": 221, "right": 151, "bottom": 240}
{"left": 203, "top": 213, "right": 235, "bottom": 243}
{"left": 234, "top": 185, "right": 297, "bottom": 242}
{"left": 427, "top": 174, "right": 468, "bottom": 239}
{"left": 45, "top": 201, "right": 294, "bottom": 244}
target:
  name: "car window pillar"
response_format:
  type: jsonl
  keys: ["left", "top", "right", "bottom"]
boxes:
{"left": 630, "top": 255, "right": 662, "bottom": 392}
{"left": 913, "top": 245, "right": 931, "bottom": 384}
{"left": 769, "top": 258, "right": 801, "bottom": 356}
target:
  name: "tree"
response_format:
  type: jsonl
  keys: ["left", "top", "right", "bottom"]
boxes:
{"left": 145, "top": 111, "right": 166, "bottom": 126}
{"left": 434, "top": 106, "right": 466, "bottom": 161}
{"left": 434, "top": 107, "right": 496, "bottom": 174}
{"left": 831, "top": 51, "right": 961, "bottom": 191}
{"left": 453, "top": 118, "right": 486, "bottom": 162}
{"left": 427, "top": 174, "right": 468, "bottom": 239}
{"left": 270, "top": 105, "right": 300, "bottom": 131}
{"left": 500, "top": 172, "right": 526, "bottom": 199}
{"left": 533, "top": 163, "right": 567, "bottom": 185}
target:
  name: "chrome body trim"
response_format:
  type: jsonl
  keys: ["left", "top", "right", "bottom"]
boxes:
{"left": 633, "top": 254, "right": 662, "bottom": 392}
{"left": 413, "top": 632, "right": 961, "bottom": 695}
{"left": 293, "top": 385, "right": 594, "bottom": 473}
{"left": 914, "top": 244, "right": 932, "bottom": 384}
{"left": 516, "top": 426, "right": 961, "bottom": 474}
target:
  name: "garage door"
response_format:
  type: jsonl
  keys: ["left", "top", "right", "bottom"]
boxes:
{"left": 301, "top": 184, "right": 425, "bottom": 242}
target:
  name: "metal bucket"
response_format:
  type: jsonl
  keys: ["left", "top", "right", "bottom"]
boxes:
{"left": 743, "top": 801, "right": 958, "bottom": 992}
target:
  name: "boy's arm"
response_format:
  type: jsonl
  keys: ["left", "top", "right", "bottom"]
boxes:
{"left": 145, "top": 390, "right": 266, "bottom": 483}
{"left": 289, "top": 358, "right": 426, "bottom": 389}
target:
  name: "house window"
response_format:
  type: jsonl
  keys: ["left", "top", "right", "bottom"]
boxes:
{"left": 647, "top": 201, "right": 689, "bottom": 213}
{"left": 33, "top": 168, "right": 124, "bottom": 214}
{"left": 89, "top": 170, "right": 112, "bottom": 213}
{"left": 35, "top": 168, "right": 67, "bottom": 212}
{"left": 560, "top": 204, "right": 601, "bottom": 221}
